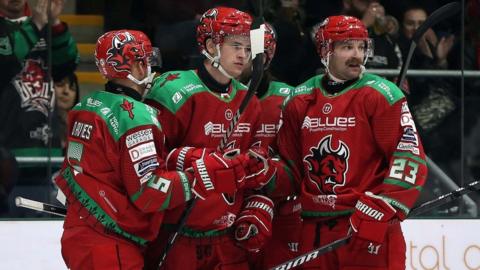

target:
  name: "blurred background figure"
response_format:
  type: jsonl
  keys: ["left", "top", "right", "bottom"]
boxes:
{"left": 342, "top": 0, "right": 403, "bottom": 71}
{"left": 53, "top": 73, "right": 79, "bottom": 152}
{"left": 0, "top": 0, "right": 79, "bottom": 217}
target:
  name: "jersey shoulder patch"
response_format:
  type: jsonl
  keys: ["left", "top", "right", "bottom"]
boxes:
{"left": 74, "top": 91, "right": 160, "bottom": 141}
{"left": 361, "top": 73, "right": 404, "bottom": 105}
{"left": 146, "top": 70, "right": 207, "bottom": 113}
{"left": 282, "top": 75, "right": 318, "bottom": 108}
{"left": 268, "top": 81, "right": 294, "bottom": 97}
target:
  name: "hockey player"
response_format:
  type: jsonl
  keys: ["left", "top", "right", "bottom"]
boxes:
{"left": 277, "top": 15, "right": 428, "bottom": 269}
{"left": 55, "top": 30, "right": 251, "bottom": 270}
{"left": 143, "top": 6, "right": 276, "bottom": 270}
{"left": 237, "top": 22, "right": 302, "bottom": 269}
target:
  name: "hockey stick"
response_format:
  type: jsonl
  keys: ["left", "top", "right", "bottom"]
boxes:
{"left": 395, "top": 1, "right": 475, "bottom": 215}
{"left": 15, "top": 196, "right": 66, "bottom": 217}
{"left": 397, "top": 1, "right": 460, "bottom": 90}
{"left": 157, "top": 2, "right": 266, "bottom": 268}
{"left": 270, "top": 179, "right": 480, "bottom": 270}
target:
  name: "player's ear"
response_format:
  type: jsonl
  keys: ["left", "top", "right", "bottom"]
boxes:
{"left": 206, "top": 39, "right": 217, "bottom": 57}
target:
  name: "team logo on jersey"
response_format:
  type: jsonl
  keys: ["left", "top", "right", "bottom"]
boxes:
{"left": 225, "top": 109, "right": 233, "bottom": 121}
{"left": 322, "top": 103, "right": 332, "bottom": 114}
{"left": 120, "top": 99, "right": 135, "bottom": 119}
{"left": 13, "top": 59, "right": 54, "bottom": 117}
{"left": 304, "top": 135, "right": 350, "bottom": 194}
{"left": 160, "top": 72, "right": 180, "bottom": 87}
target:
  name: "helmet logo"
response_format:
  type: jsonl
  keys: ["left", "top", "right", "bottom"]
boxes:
{"left": 304, "top": 135, "right": 350, "bottom": 194}
{"left": 106, "top": 31, "right": 140, "bottom": 73}
{"left": 203, "top": 8, "right": 218, "bottom": 20}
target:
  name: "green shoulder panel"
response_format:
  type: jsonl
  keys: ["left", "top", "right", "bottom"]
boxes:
{"left": 361, "top": 73, "right": 404, "bottom": 105}
{"left": 146, "top": 70, "right": 207, "bottom": 114}
{"left": 282, "top": 75, "right": 319, "bottom": 107}
{"left": 73, "top": 91, "right": 160, "bottom": 141}
{"left": 267, "top": 81, "right": 294, "bottom": 97}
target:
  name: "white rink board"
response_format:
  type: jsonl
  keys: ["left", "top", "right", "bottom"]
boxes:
{"left": 0, "top": 219, "right": 479, "bottom": 269}
{"left": 0, "top": 220, "right": 65, "bottom": 269}
{"left": 402, "top": 219, "right": 480, "bottom": 270}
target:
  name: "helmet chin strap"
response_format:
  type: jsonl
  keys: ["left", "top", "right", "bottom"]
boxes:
{"left": 201, "top": 44, "right": 235, "bottom": 79}
{"left": 126, "top": 66, "right": 157, "bottom": 99}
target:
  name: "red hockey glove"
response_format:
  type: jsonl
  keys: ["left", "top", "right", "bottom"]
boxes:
{"left": 244, "top": 147, "right": 277, "bottom": 190}
{"left": 191, "top": 151, "right": 247, "bottom": 200}
{"left": 166, "top": 147, "right": 215, "bottom": 171}
{"left": 349, "top": 192, "right": 397, "bottom": 244}
{"left": 234, "top": 195, "right": 274, "bottom": 252}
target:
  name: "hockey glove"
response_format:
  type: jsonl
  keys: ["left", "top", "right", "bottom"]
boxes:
{"left": 349, "top": 192, "right": 397, "bottom": 244}
{"left": 166, "top": 147, "right": 215, "bottom": 171}
{"left": 234, "top": 195, "right": 274, "bottom": 252}
{"left": 191, "top": 151, "right": 247, "bottom": 200}
{"left": 244, "top": 147, "right": 277, "bottom": 190}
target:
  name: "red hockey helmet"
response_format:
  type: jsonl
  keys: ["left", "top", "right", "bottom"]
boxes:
{"left": 264, "top": 22, "right": 277, "bottom": 68}
{"left": 314, "top": 16, "right": 373, "bottom": 64}
{"left": 95, "top": 30, "right": 157, "bottom": 80}
{"left": 196, "top": 6, "right": 253, "bottom": 53}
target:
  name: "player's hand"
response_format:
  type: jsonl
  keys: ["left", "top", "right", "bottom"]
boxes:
{"left": 243, "top": 147, "right": 276, "bottom": 189}
{"left": 190, "top": 150, "right": 247, "bottom": 200}
{"left": 349, "top": 192, "right": 397, "bottom": 244}
{"left": 234, "top": 195, "right": 274, "bottom": 252}
{"left": 166, "top": 147, "right": 215, "bottom": 171}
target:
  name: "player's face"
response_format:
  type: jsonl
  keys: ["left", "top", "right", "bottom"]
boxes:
{"left": 328, "top": 40, "right": 366, "bottom": 81}
{"left": 54, "top": 77, "right": 77, "bottom": 111}
{"left": 403, "top": 9, "right": 427, "bottom": 39}
{"left": 219, "top": 35, "right": 252, "bottom": 79}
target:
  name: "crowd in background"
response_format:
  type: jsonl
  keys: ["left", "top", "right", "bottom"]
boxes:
{"left": 0, "top": 0, "right": 479, "bottom": 218}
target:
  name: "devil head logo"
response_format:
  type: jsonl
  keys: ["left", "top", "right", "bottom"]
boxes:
{"left": 304, "top": 135, "right": 350, "bottom": 194}
{"left": 106, "top": 32, "right": 142, "bottom": 73}
{"left": 21, "top": 59, "right": 46, "bottom": 94}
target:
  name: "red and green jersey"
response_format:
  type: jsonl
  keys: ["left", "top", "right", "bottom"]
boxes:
{"left": 277, "top": 73, "right": 427, "bottom": 220}
{"left": 55, "top": 91, "right": 192, "bottom": 246}
{"left": 145, "top": 70, "right": 261, "bottom": 235}
{"left": 252, "top": 81, "right": 298, "bottom": 199}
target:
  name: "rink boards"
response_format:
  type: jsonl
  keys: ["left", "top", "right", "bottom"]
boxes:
{"left": 0, "top": 219, "right": 479, "bottom": 269}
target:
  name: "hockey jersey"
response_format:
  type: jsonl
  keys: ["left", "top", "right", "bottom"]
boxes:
{"left": 0, "top": 17, "right": 78, "bottom": 154}
{"left": 145, "top": 70, "right": 261, "bottom": 235}
{"left": 277, "top": 73, "right": 427, "bottom": 220}
{"left": 55, "top": 90, "right": 193, "bottom": 246}
{"left": 252, "top": 80, "right": 298, "bottom": 199}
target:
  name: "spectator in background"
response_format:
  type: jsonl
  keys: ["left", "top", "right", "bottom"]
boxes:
{"left": 53, "top": 73, "right": 79, "bottom": 152}
{"left": 398, "top": 6, "right": 457, "bottom": 156}
{"left": 398, "top": 5, "right": 461, "bottom": 205}
{"left": 264, "top": 0, "right": 319, "bottom": 86}
{"left": 342, "top": 0, "right": 403, "bottom": 71}
{"left": 0, "top": 0, "right": 78, "bottom": 156}
{"left": 0, "top": 0, "right": 79, "bottom": 217}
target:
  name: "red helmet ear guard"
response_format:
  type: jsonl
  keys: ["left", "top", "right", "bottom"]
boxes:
{"left": 314, "top": 16, "right": 373, "bottom": 65}
{"left": 196, "top": 6, "right": 253, "bottom": 53}
{"left": 264, "top": 22, "right": 277, "bottom": 68}
{"left": 95, "top": 30, "right": 155, "bottom": 80}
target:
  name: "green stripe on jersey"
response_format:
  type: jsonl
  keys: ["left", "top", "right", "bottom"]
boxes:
{"left": 62, "top": 167, "right": 148, "bottom": 245}
{"left": 73, "top": 91, "right": 160, "bottom": 141}
{"left": 147, "top": 70, "right": 247, "bottom": 114}
{"left": 360, "top": 73, "right": 404, "bottom": 105}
